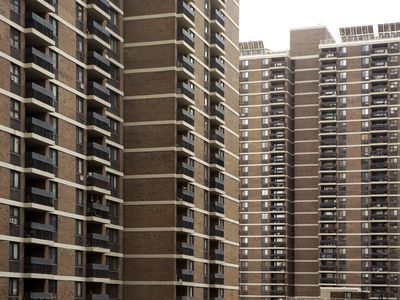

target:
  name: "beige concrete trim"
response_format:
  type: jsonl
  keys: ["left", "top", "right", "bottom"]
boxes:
{"left": 124, "top": 66, "right": 178, "bottom": 74}
{"left": 123, "top": 120, "right": 177, "bottom": 126}
{"left": 124, "top": 40, "right": 176, "bottom": 48}
{"left": 123, "top": 281, "right": 239, "bottom": 290}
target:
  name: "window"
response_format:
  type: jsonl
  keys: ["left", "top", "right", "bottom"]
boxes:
{"left": 10, "top": 171, "right": 20, "bottom": 190}
{"left": 339, "top": 72, "right": 347, "bottom": 81}
{"left": 10, "top": 135, "right": 20, "bottom": 154}
{"left": 10, "top": 207, "right": 19, "bottom": 224}
{"left": 339, "top": 59, "right": 347, "bottom": 68}
{"left": 76, "top": 97, "right": 84, "bottom": 113}
{"left": 9, "top": 242, "right": 18, "bottom": 260}
{"left": 76, "top": 220, "right": 83, "bottom": 236}
{"left": 110, "top": 92, "right": 118, "bottom": 110}
{"left": 75, "top": 282, "right": 83, "bottom": 297}
{"left": 110, "top": 118, "right": 118, "bottom": 134}
{"left": 75, "top": 251, "right": 83, "bottom": 267}
{"left": 10, "top": 27, "right": 19, "bottom": 49}
{"left": 340, "top": 47, "right": 347, "bottom": 55}
{"left": 262, "top": 58, "right": 268, "bottom": 66}
{"left": 362, "top": 57, "right": 369, "bottom": 66}
{"left": 76, "top": 159, "right": 83, "bottom": 175}
{"left": 362, "top": 83, "right": 369, "bottom": 92}
{"left": 107, "top": 173, "right": 118, "bottom": 189}
{"left": 76, "top": 4, "right": 83, "bottom": 23}
{"left": 241, "top": 60, "right": 248, "bottom": 68}
{"left": 10, "top": 0, "right": 19, "bottom": 14}
{"left": 362, "top": 45, "right": 369, "bottom": 53}
{"left": 10, "top": 64, "right": 20, "bottom": 84}
{"left": 362, "top": 70, "right": 369, "bottom": 80}
{"left": 76, "top": 127, "right": 83, "bottom": 144}
{"left": 9, "top": 278, "right": 18, "bottom": 296}
{"left": 50, "top": 149, "right": 58, "bottom": 167}
{"left": 110, "top": 37, "right": 119, "bottom": 54}
{"left": 110, "top": 63, "right": 119, "bottom": 82}
{"left": 241, "top": 72, "right": 248, "bottom": 79}
{"left": 110, "top": 9, "right": 118, "bottom": 27}
{"left": 76, "top": 66, "right": 83, "bottom": 83}
{"left": 10, "top": 99, "right": 20, "bottom": 119}
{"left": 76, "top": 34, "right": 84, "bottom": 58}
{"left": 109, "top": 146, "right": 118, "bottom": 163}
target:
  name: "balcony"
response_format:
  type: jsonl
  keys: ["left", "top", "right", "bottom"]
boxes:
{"left": 24, "top": 257, "right": 56, "bottom": 274}
{"left": 25, "top": 152, "right": 55, "bottom": 177}
{"left": 371, "top": 98, "right": 388, "bottom": 105}
{"left": 177, "top": 81, "right": 195, "bottom": 104}
{"left": 370, "top": 226, "right": 387, "bottom": 233}
{"left": 25, "top": 47, "right": 54, "bottom": 79}
{"left": 25, "top": 82, "right": 55, "bottom": 111}
{"left": 87, "top": 172, "right": 109, "bottom": 191}
{"left": 177, "top": 269, "right": 194, "bottom": 282}
{"left": 371, "top": 61, "right": 388, "bottom": 68}
{"left": 87, "top": 201, "right": 110, "bottom": 219}
{"left": 177, "top": 1, "right": 195, "bottom": 26}
{"left": 371, "top": 277, "right": 387, "bottom": 284}
{"left": 321, "top": 278, "right": 336, "bottom": 284}
{"left": 210, "top": 199, "right": 224, "bottom": 214}
{"left": 87, "top": 20, "right": 110, "bottom": 50}
{"left": 371, "top": 110, "right": 388, "bottom": 118}
{"left": 210, "top": 128, "right": 224, "bottom": 144}
{"left": 87, "top": 295, "right": 110, "bottom": 300}
{"left": 211, "top": 80, "right": 225, "bottom": 102}
{"left": 320, "top": 227, "right": 336, "bottom": 234}
{"left": 211, "top": 105, "right": 225, "bottom": 122}
{"left": 87, "top": 263, "right": 109, "bottom": 278}
{"left": 211, "top": 225, "right": 224, "bottom": 237}
{"left": 210, "top": 33, "right": 225, "bottom": 55}
{"left": 320, "top": 176, "right": 336, "bottom": 183}
{"left": 210, "top": 273, "right": 224, "bottom": 285}
{"left": 87, "top": 142, "right": 110, "bottom": 163}
{"left": 177, "top": 134, "right": 194, "bottom": 154}
{"left": 371, "top": 136, "right": 388, "bottom": 143}
{"left": 88, "top": 81, "right": 110, "bottom": 106}
{"left": 177, "top": 55, "right": 195, "bottom": 79}
{"left": 320, "top": 139, "right": 336, "bottom": 146}
{"left": 25, "top": 12, "right": 55, "bottom": 46}
{"left": 177, "top": 215, "right": 194, "bottom": 230}
{"left": 211, "top": 0, "right": 226, "bottom": 9}
{"left": 320, "top": 201, "right": 336, "bottom": 208}
{"left": 210, "top": 152, "right": 224, "bottom": 169}
{"left": 177, "top": 242, "right": 194, "bottom": 256}
{"left": 25, "top": 0, "right": 56, "bottom": 13}
{"left": 177, "top": 28, "right": 195, "bottom": 53}
{"left": 211, "top": 57, "right": 225, "bottom": 79}
{"left": 87, "top": 112, "right": 111, "bottom": 135}
{"left": 320, "top": 114, "right": 336, "bottom": 121}
{"left": 177, "top": 108, "right": 195, "bottom": 129}
{"left": 24, "top": 292, "right": 55, "bottom": 300}
{"left": 87, "top": 0, "right": 111, "bottom": 20}
{"left": 320, "top": 101, "right": 337, "bottom": 108}
{"left": 87, "top": 233, "right": 109, "bottom": 249}
{"left": 371, "top": 239, "right": 388, "bottom": 246}
{"left": 210, "top": 177, "right": 224, "bottom": 191}
{"left": 371, "top": 162, "right": 388, "bottom": 169}
{"left": 320, "top": 151, "right": 336, "bottom": 158}
{"left": 25, "top": 222, "right": 56, "bottom": 241}
{"left": 177, "top": 188, "right": 194, "bottom": 204}
{"left": 177, "top": 161, "right": 194, "bottom": 179}
{"left": 25, "top": 187, "right": 55, "bottom": 207}
{"left": 320, "top": 89, "right": 337, "bottom": 96}
{"left": 87, "top": 51, "right": 111, "bottom": 79}
{"left": 321, "top": 64, "right": 337, "bottom": 72}
{"left": 320, "top": 239, "right": 337, "bottom": 246}
{"left": 25, "top": 117, "right": 55, "bottom": 145}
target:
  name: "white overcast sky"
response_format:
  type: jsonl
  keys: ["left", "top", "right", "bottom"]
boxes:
{"left": 240, "top": 0, "right": 400, "bottom": 51}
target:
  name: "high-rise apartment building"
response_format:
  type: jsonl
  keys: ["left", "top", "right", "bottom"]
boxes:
{"left": 240, "top": 24, "right": 400, "bottom": 299}
{"left": 122, "top": 0, "right": 239, "bottom": 300}
{"left": 0, "top": 0, "right": 124, "bottom": 299}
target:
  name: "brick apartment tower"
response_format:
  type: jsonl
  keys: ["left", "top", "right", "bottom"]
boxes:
{"left": 0, "top": 0, "right": 124, "bottom": 299}
{"left": 240, "top": 24, "right": 400, "bottom": 299}
{"left": 123, "top": 1, "right": 240, "bottom": 300}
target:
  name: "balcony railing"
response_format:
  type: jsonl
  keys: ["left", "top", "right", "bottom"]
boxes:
{"left": 177, "top": 188, "right": 194, "bottom": 204}
{"left": 177, "top": 55, "right": 195, "bottom": 74}
{"left": 25, "top": 47, "right": 54, "bottom": 73}
{"left": 177, "top": 108, "right": 195, "bottom": 126}
{"left": 87, "top": 172, "right": 109, "bottom": 189}
{"left": 87, "top": 233, "right": 109, "bottom": 248}
{"left": 87, "top": 112, "right": 110, "bottom": 131}
{"left": 87, "top": 201, "right": 110, "bottom": 219}
{"left": 211, "top": 224, "right": 224, "bottom": 237}
{"left": 24, "top": 257, "right": 56, "bottom": 274}
{"left": 177, "top": 242, "right": 194, "bottom": 256}
{"left": 25, "top": 82, "right": 55, "bottom": 107}
{"left": 87, "top": 263, "right": 109, "bottom": 278}
{"left": 25, "top": 222, "right": 56, "bottom": 241}
{"left": 211, "top": 81, "right": 225, "bottom": 97}
{"left": 211, "top": 33, "right": 225, "bottom": 50}
{"left": 210, "top": 128, "right": 224, "bottom": 144}
{"left": 177, "top": 81, "right": 195, "bottom": 100}
{"left": 177, "top": 215, "right": 194, "bottom": 230}
{"left": 88, "top": 20, "right": 110, "bottom": 44}
{"left": 25, "top": 152, "right": 55, "bottom": 174}
{"left": 211, "top": 199, "right": 224, "bottom": 214}
{"left": 177, "top": 269, "right": 194, "bottom": 282}
{"left": 177, "top": 135, "right": 194, "bottom": 152}
{"left": 211, "top": 57, "right": 225, "bottom": 74}
{"left": 87, "top": 0, "right": 111, "bottom": 15}
{"left": 25, "top": 187, "right": 55, "bottom": 207}
{"left": 88, "top": 51, "right": 110, "bottom": 73}
{"left": 25, "top": 117, "right": 55, "bottom": 140}
{"left": 87, "top": 142, "right": 110, "bottom": 161}
{"left": 211, "top": 105, "right": 225, "bottom": 120}
{"left": 212, "top": 9, "right": 225, "bottom": 27}
{"left": 177, "top": 161, "right": 194, "bottom": 178}
{"left": 25, "top": 292, "right": 54, "bottom": 300}
{"left": 25, "top": 12, "right": 55, "bottom": 40}
{"left": 210, "top": 177, "right": 224, "bottom": 191}
{"left": 178, "top": 1, "right": 195, "bottom": 22}
{"left": 88, "top": 81, "right": 110, "bottom": 102}
{"left": 178, "top": 28, "right": 195, "bottom": 49}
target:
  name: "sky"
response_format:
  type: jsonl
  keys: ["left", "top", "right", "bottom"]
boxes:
{"left": 240, "top": 0, "right": 400, "bottom": 51}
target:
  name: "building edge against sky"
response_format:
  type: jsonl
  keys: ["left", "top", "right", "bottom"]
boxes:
{"left": 239, "top": 23, "right": 400, "bottom": 299}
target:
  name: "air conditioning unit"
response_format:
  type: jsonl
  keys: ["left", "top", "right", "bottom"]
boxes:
{"left": 9, "top": 217, "right": 18, "bottom": 225}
